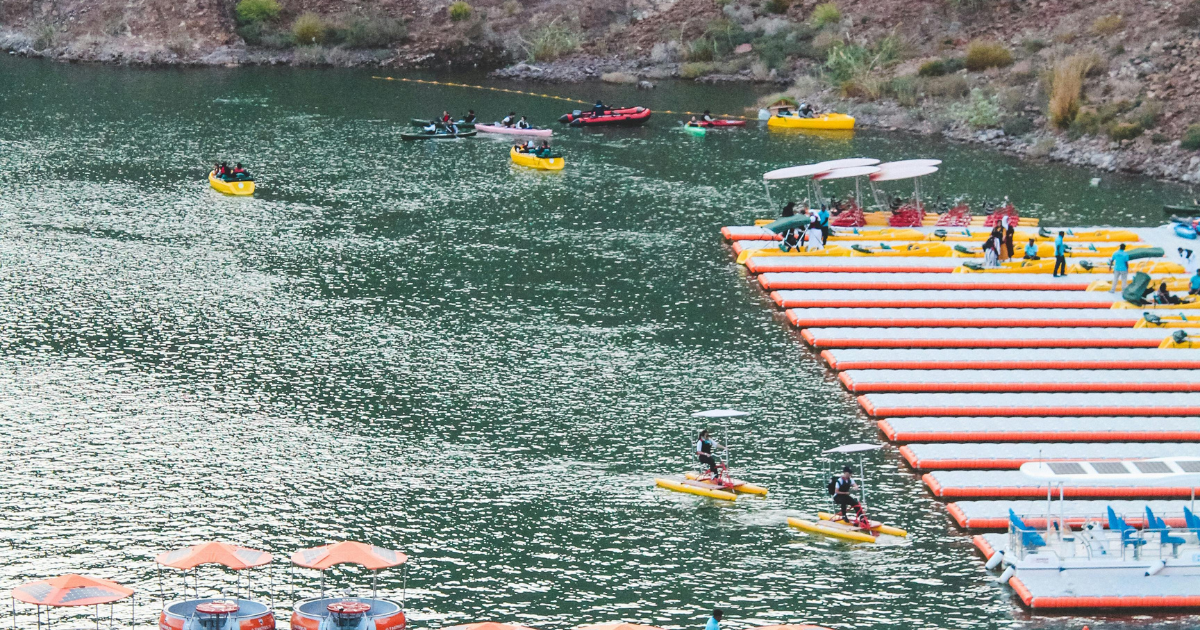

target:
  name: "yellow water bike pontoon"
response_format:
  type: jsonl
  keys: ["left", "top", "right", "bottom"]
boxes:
{"left": 788, "top": 444, "right": 907, "bottom": 544}
{"left": 654, "top": 409, "right": 768, "bottom": 502}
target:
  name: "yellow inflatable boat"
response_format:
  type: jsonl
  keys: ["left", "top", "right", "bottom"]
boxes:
{"left": 929, "top": 228, "right": 1140, "bottom": 242}
{"left": 1159, "top": 331, "right": 1200, "bottom": 348}
{"left": 1088, "top": 277, "right": 1192, "bottom": 292}
{"left": 683, "top": 471, "right": 768, "bottom": 495}
{"left": 767, "top": 113, "right": 856, "bottom": 130}
{"left": 957, "top": 260, "right": 1184, "bottom": 275}
{"left": 737, "top": 245, "right": 854, "bottom": 265}
{"left": 951, "top": 243, "right": 1152, "bottom": 259}
{"left": 510, "top": 146, "right": 564, "bottom": 171}
{"left": 209, "top": 172, "right": 255, "bottom": 196}
{"left": 847, "top": 242, "right": 953, "bottom": 257}
{"left": 818, "top": 512, "right": 907, "bottom": 537}
{"left": 1135, "top": 314, "right": 1200, "bottom": 329}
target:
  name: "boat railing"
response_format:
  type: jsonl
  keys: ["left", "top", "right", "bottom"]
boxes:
{"left": 1008, "top": 512, "right": 1200, "bottom": 562}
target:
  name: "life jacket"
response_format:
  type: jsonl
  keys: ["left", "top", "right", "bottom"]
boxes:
{"left": 827, "top": 476, "right": 838, "bottom": 496}
{"left": 697, "top": 438, "right": 712, "bottom": 454}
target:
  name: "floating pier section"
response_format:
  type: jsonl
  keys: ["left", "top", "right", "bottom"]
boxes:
{"left": 721, "top": 219, "right": 1200, "bottom": 610}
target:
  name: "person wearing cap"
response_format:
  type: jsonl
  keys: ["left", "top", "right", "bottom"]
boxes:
{"left": 831, "top": 465, "right": 866, "bottom": 525}
{"left": 705, "top": 609, "right": 723, "bottom": 630}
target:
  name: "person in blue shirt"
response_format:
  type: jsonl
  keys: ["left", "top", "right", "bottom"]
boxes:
{"left": 1109, "top": 243, "right": 1130, "bottom": 293}
{"left": 816, "top": 205, "right": 831, "bottom": 244}
{"left": 1023, "top": 238, "right": 1039, "bottom": 260}
{"left": 1052, "top": 231, "right": 1068, "bottom": 277}
{"left": 705, "top": 609, "right": 723, "bottom": 630}
{"left": 1191, "top": 269, "right": 1200, "bottom": 296}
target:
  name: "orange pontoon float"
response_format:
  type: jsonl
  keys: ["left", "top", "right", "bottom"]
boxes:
{"left": 156, "top": 542, "right": 275, "bottom": 630}
{"left": 877, "top": 416, "right": 1200, "bottom": 443}
{"left": 290, "top": 541, "right": 408, "bottom": 630}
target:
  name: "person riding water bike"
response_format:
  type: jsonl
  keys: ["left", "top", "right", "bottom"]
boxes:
{"left": 829, "top": 466, "right": 868, "bottom": 526}
{"left": 695, "top": 429, "right": 725, "bottom": 481}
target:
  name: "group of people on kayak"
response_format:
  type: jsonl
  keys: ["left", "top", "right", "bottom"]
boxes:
{"left": 498, "top": 112, "right": 534, "bottom": 129}
{"left": 212, "top": 162, "right": 252, "bottom": 181}
{"left": 684, "top": 111, "right": 724, "bottom": 127}
{"left": 513, "top": 139, "right": 556, "bottom": 158}
{"left": 695, "top": 427, "right": 868, "bottom": 526}
{"left": 776, "top": 102, "right": 819, "bottom": 118}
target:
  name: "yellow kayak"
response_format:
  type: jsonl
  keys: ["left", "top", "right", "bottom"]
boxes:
{"left": 737, "top": 245, "right": 854, "bottom": 264}
{"left": 767, "top": 113, "right": 855, "bottom": 130}
{"left": 848, "top": 242, "right": 952, "bottom": 257}
{"left": 655, "top": 478, "right": 736, "bottom": 501}
{"left": 956, "top": 260, "right": 1184, "bottom": 275}
{"left": 830, "top": 228, "right": 926, "bottom": 241}
{"left": 786, "top": 517, "right": 877, "bottom": 543}
{"left": 1135, "top": 315, "right": 1200, "bottom": 329}
{"left": 1160, "top": 333, "right": 1200, "bottom": 348}
{"left": 951, "top": 243, "right": 1152, "bottom": 258}
{"left": 209, "top": 172, "right": 255, "bottom": 196}
{"left": 683, "top": 471, "right": 768, "bottom": 495}
{"left": 1088, "top": 277, "right": 1192, "bottom": 292}
{"left": 510, "top": 147, "right": 564, "bottom": 171}
{"left": 817, "top": 512, "right": 907, "bottom": 537}
{"left": 1113, "top": 300, "right": 1200, "bottom": 310}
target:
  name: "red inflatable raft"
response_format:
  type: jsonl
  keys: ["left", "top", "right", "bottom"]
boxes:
{"left": 692, "top": 119, "right": 745, "bottom": 127}
{"left": 559, "top": 106, "right": 652, "bottom": 127}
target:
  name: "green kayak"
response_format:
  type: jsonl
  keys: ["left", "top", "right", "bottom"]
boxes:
{"left": 410, "top": 118, "right": 476, "bottom": 129}
{"left": 683, "top": 125, "right": 706, "bottom": 137}
{"left": 400, "top": 130, "right": 477, "bottom": 140}
{"left": 1165, "top": 204, "right": 1200, "bottom": 216}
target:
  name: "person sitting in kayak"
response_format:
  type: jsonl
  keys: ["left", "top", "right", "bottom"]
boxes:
{"left": 829, "top": 466, "right": 867, "bottom": 525}
{"left": 686, "top": 116, "right": 702, "bottom": 127}
{"left": 591, "top": 100, "right": 608, "bottom": 117}
{"left": 462, "top": 110, "right": 476, "bottom": 123}
{"left": 501, "top": 112, "right": 517, "bottom": 127}
{"left": 1156, "top": 281, "right": 1186, "bottom": 305}
{"left": 695, "top": 429, "right": 724, "bottom": 479}
{"left": 702, "top": 110, "right": 715, "bottom": 122}
{"left": 441, "top": 111, "right": 451, "bottom": 123}
{"left": 517, "top": 116, "right": 531, "bottom": 129}
{"left": 798, "top": 102, "right": 815, "bottom": 118}
{"left": 1023, "top": 238, "right": 1039, "bottom": 260}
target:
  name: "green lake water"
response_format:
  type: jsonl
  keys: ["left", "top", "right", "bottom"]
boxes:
{"left": 0, "top": 56, "right": 1194, "bottom": 630}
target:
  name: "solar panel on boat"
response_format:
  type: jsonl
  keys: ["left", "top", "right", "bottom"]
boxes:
{"left": 1179, "top": 461, "right": 1200, "bottom": 473}
{"left": 1134, "top": 461, "right": 1175, "bottom": 474}
{"left": 1051, "top": 458, "right": 1089, "bottom": 475}
{"left": 1048, "top": 463, "right": 1086, "bottom": 475}
{"left": 1092, "top": 462, "right": 1130, "bottom": 474}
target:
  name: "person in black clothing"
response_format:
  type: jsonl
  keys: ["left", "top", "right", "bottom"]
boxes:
{"left": 702, "top": 110, "right": 715, "bottom": 122}
{"left": 781, "top": 201, "right": 796, "bottom": 217}
{"left": 591, "top": 100, "right": 607, "bottom": 117}
{"left": 462, "top": 110, "right": 476, "bottom": 123}
{"left": 1004, "top": 222, "right": 1015, "bottom": 260}
{"left": 695, "top": 429, "right": 724, "bottom": 479}
{"left": 831, "top": 466, "right": 866, "bottom": 524}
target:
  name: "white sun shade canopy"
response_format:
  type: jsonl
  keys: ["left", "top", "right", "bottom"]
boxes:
{"left": 813, "top": 165, "right": 881, "bottom": 180}
{"left": 691, "top": 409, "right": 751, "bottom": 418}
{"left": 877, "top": 159, "right": 942, "bottom": 168}
{"left": 823, "top": 443, "right": 884, "bottom": 454}
{"left": 870, "top": 164, "right": 939, "bottom": 182}
{"left": 763, "top": 158, "right": 880, "bottom": 181}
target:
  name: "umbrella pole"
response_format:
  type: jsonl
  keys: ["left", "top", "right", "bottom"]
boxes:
{"left": 859, "top": 454, "right": 867, "bottom": 513}
{"left": 95, "top": 604, "right": 99, "bottom": 630}
{"left": 870, "top": 181, "right": 884, "bottom": 212}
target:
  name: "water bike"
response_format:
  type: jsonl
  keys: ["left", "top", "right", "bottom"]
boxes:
{"left": 510, "top": 146, "right": 564, "bottom": 171}
{"left": 209, "top": 171, "right": 255, "bottom": 196}
{"left": 767, "top": 112, "right": 855, "bottom": 130}
{"left": 558, "top": 106, "right": 651, "bottom": 127}
{"left": 654, "top": 409, "right": 768, "bottom": 501}
{"left": 476, "top": 123, "right": 552, "bottom": 137}
{"left": 787, "top": 444, "right": 907, "bottom": 544}
{"left": 400, "top": 129, "right": 477, "bottom": 140}
{"left": 410, "top": 118, "right": 476, "bottom": 129}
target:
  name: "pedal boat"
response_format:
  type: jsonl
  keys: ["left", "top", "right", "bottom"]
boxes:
{"left": 289, "top": 541, "right": 408, "bottom": 630}
{"left": 787, "top": 513, "right": 908, "bottom": 543}
{"left": 209, "top": 171, "right": 255, "bottom": 196}
{"left": 655, "top": 473, "right": 768, "bottom": 501}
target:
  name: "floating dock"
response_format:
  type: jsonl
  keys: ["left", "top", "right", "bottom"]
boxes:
{"left": 948, "top": 500, "right": 1200, "bottom": 529}
{"left": 786, "top": 307, "right": 1148, "bottom": 328}
{"left": 840, "top": 369, "right": 1200, "bottom": 393}
{"left": 877, "top": 416, "right": 1200, "bottom": 443}
{"left": 823, "top": 348, "right": 1200, "bottom": 370}
{"left": 771, "top": 289, "right": 1119, "bottom": 309}
{"left": 801, "top": 327, "right": 1188, "bottom": 349}
{"left": 900, "top": 442, "right": 1200, "bottom": 470}
{"left": 720, "top": 219, "right": 1200, "bottom": 611}
{"left": 860, "top": 393, "right": 1200, "bottom": 417}
{"left": 759, "top": 272, "right": 1097, "bottom": 291}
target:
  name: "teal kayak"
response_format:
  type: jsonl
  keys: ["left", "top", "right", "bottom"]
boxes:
{"left": 684, "top": 125, "right": 706, "bottom": 137}
{"left": 410, "top": 118, "right": 476, "bottom": 129}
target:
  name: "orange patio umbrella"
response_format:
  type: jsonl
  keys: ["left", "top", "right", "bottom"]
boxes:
{"left": 575, "top": 623, "right": 666, "bottom": 630}
{"left": 443, "top": 623, "right": 538, "bottom": 630}
{"left": 156, "top": 542, "right": 273, "bottom": 570}
{"left": 12, "top": 574, "right": 133, "bottom": 608}
{"left": 290, "top": 541, "right": 407, "bottom": 571}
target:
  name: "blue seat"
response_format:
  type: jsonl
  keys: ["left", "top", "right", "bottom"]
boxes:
{"left": 1184, "top": 507, "right": 1200, "bottom": 533}
{"left": 1146, "top": 507, "right": 1187, "bottom": 554}
{"left": 1009, "top": 509, "right": 1046, "bottom": 548}
{"left": 1108, "top": 506, "right": 1147, "bottom": 552}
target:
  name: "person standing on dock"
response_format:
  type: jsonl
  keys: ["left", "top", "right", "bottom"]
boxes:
{"left": 1190, "top": 269, "right": 1200, "bottom": 296}
{"left": 1052, "top": 231, "right": 1068, "bottom": 277}
{"left": 1109, "top": 243, "right": 1130, "bottom": 293}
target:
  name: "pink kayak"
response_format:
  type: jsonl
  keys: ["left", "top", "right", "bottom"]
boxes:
{"left": 475, "top": 123, "right": 553, "bottom": 137}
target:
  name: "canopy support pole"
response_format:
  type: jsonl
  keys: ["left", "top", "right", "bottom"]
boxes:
{"left": 859, "top": 454, "right": 867, "bottom": 511}
{"left": 763, "top": 181, "right": 775, "bottom": 214}
{"left": 869, "top": 182, "right": 884, "bottom": 212}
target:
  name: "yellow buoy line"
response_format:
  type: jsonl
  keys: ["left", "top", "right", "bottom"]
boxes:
{"left": 370, "top": 76, "right": 754, "bottom": 120}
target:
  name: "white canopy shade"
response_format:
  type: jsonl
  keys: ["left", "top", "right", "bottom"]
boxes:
{"left": 763, "top": 158, "right": 880, "bottom": 181}
{"left": 870, "top": 164, "right": 939, "bottom": 182}
{"left": 814, "top": 166, "right": 881, "bottom": 181}
{"left": 823, "top": 443, "right": 883, "bottom": 454}
{"left": 691, "top": 409, "right": 751, "bottom": 418}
